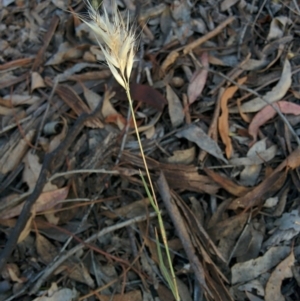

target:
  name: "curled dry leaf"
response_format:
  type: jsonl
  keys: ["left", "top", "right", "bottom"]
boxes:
{"left": 229, "top": 148, "right": 300, "bottom": 210}
{"left": 31, "top": 72, "right": 45, "bottom": 91}
{"left": 0, "top": 130, "right": 35, "bottom": 175}
{"left": 0, "top": 187, "right": 69, "bottom": 219}
{"left": 48, "top": 118, "right": 68, "bottom": 153}
{"left": 61, "top": 261, "right": 95, "bottom": 288}
{"left": 187, "top": 52, "right": 209, "bottom": 105}
{"left": 267, "top": 16, "right": 292, "bottom": 41}
{"left": 45, "top": 42, "right": 72, "bottom": 66}
{"left": 82, "top": 84, "right": 102, "bottom": 111}
{"left": 230, "top": 59, "right": 291, "bottom": 113}
{"left": 218, "top": 77, "right": 247, "bottom": 159}
{"left": 166, "top": 147, "right": 196, "bottom": 164}
{"left": 18, "top": 212, "right": 35, "bottom": 244}
{"left": 23, "top": 152, "right": 57, "bottom": 191}
{"left": 160, "top": 51, "right": 179, "bottom": 77}
{"left": 265, "top": 251, "right": 294, "bottom": 301}
{"left": 102, "top": 89, "right": 127, "bottom": 130}
{"left": 249, "top": 100, "right": 300, "bottom": 143}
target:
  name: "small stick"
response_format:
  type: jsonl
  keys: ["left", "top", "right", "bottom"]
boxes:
{"left": 183, "top": 16, "right": 235, "bottom": 54}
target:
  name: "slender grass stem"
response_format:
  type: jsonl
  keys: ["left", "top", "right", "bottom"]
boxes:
{"left": 125, "top": 84, "right": 180, "bottom": 301}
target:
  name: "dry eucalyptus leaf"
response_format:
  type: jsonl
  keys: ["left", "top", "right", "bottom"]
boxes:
{"left": 18, "top": 212, "right": 34, "bottom": 244}
{"left": 166, "top": 84, "right": 184, "bottom": 127}
{"left": 3, "top": 94, "right": 40, "bottom": 105}
{"left": 267, "top": 16, "right": 292, "bottom": 41}
{"left": 187, "top": 52, "right": 209, "bottom": 105}
{"left": 221, "top": 0, "right": 240, "bottom": 11}
{"left": 231, "top": 246, "right": 291, "bottom": 284}
{"left": 0, "top": 187, "right": 68, "bottom": 219}
{"left": 62, "top": 261, "right": 95, "bottom": 288}
{"left": 32, "top": 288, "right": 77, "bottom": 301}
{"left": 176, "top": 124, "right": 228, "bottom": 163}
{"left": 239, "top": 139, "right": 266, "bottom": 186}
{"left": 97, "top": 290, "right": 142, "bottom": 301}
{"left": 23, "top": 152, "right": 57, "bottom": 191}
{"left": 166, "top": 147, "right": 195, "bottom": 164}
{"left": 248, "top": 101, "right": 300, "bottom": 143}
{"left": 231, "top": 59, "right": 291, "bottom": 113}
{"left": 51, "top": 0, "right": 68, "bottom": 10}
{"left": 265, "top": 251, "right": 295, "bottom": 301}
{"left": 31, "top": 72, "right": 45, "bottom": 91}
{"left": 48, "top": 118, "right": 69, "bottom": 152}
{"left": 45, "top": 42, "right": 72, "bottom": 66}
{"left": 83, "top": 85, "right": 102, "bottom": 111}
{"left": 36, "top": 233, "right": 58, "bottom": 264}
{"left": 229, "top": 145, "right": 277, "bottom": 166}
{"left": 0, "top": 130, "right": 35, "bottom": 175}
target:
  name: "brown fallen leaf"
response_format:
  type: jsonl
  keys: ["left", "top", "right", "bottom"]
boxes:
{"left": 31, "top": 72, "right": 45, "bottom": 91}
{"left": 160, "top": 51, "right": 179, "bottom": 77}
{"left": 46, "top": 79, "right": 103, "bottom": 128}
{"left": 218, "top": 77, "right": 247, "bottom": 158}
{"left": 230, "top": 59, "right": 291, "bottom": 113}
{"left": 101, "top": 198, "right": 149, "bottom": 219}
{"left": 97, "top": 290, "right": 142, "bottom": 301}
{"left": 231, "top": 246, "right": 291, "bottom": 285}
{"left": 176, "top": 124, "right": 228, "bottom": 163}
{"left": 0, "top": 130, "right": 36, "bottom": 175}
{"left": 265, "top": 250, "right": 294, "bottom": 301}
{"left": 0, "top": 187, "right": 69, "bottom": 219}
{"left": 0, "top": 58, "right": 34, "bottom": 71}
{"left": 114, "top": 83, "right": 167, "bottom": 112}
{"left": 187, "top": 52, "right": 209, "bottom": 105}
{"left": 18, "top": 211, "right": 35, "bottom": 243}
{"left": 32, "top": 16, "right": 59, "bottom": 71}
{"left": 266, "top": 16, "right": 292, "bottom": 41}
{"left": 229, "top": 148, "right": 300, "bottom": 210}
{"left": 60, "top": 261, "right": 95, "bottom": 288}
{"left": 36, "top": 233, "right": 58, "bottom": 264}
{"left": 249, "top": 100, "right": 300, "bottom": 143}
{"left": 204, "top": 168, "right": 251, "bottom": 197}
{"left": 156, "top": 172, "right": 210, "bottom": 296}
{"left": 48, "top": 118, "right": 68, "bottom": 152}
{"left": 23, "top": 152, "right": 57, "bottom": 191}
{"left": 166, "top": 84, "right": 184, "bottom": 127}
{"left": 119, "top": 150, "right": 220, "bottom": 195}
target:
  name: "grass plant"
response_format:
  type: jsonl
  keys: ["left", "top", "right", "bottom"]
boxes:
{"left": 81, "top": 2, "right": 180, "bottom": 300}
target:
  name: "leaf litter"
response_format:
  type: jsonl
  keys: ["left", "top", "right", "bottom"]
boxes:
{"left": 1, "top": 0, "right": 300, "bottom": 300}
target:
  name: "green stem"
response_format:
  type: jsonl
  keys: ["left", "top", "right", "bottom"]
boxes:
{"left": 125, "top": 84, "right": 180, "bottom": 301}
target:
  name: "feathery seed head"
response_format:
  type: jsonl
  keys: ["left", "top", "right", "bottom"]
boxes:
{"left": 82, "top": 1, "right": 136, "bottom": 89}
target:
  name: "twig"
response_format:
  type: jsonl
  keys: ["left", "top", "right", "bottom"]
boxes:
{"left": 29, "top": 211, "right": 158, "bottom": 294}
{"left": 49, "top": 169, "right": 119, "bottom": 182}
{"left": 33, "top": 79, "right": 59, "bottom": 152}
{"left": 183, "top": 16, "right": 235, "bottom": 54}
{"left": 0, "top": 102, "right": 103, "bottom": 273}
{"left": 156, "top": 172, "right": 211, "bottom": 297}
